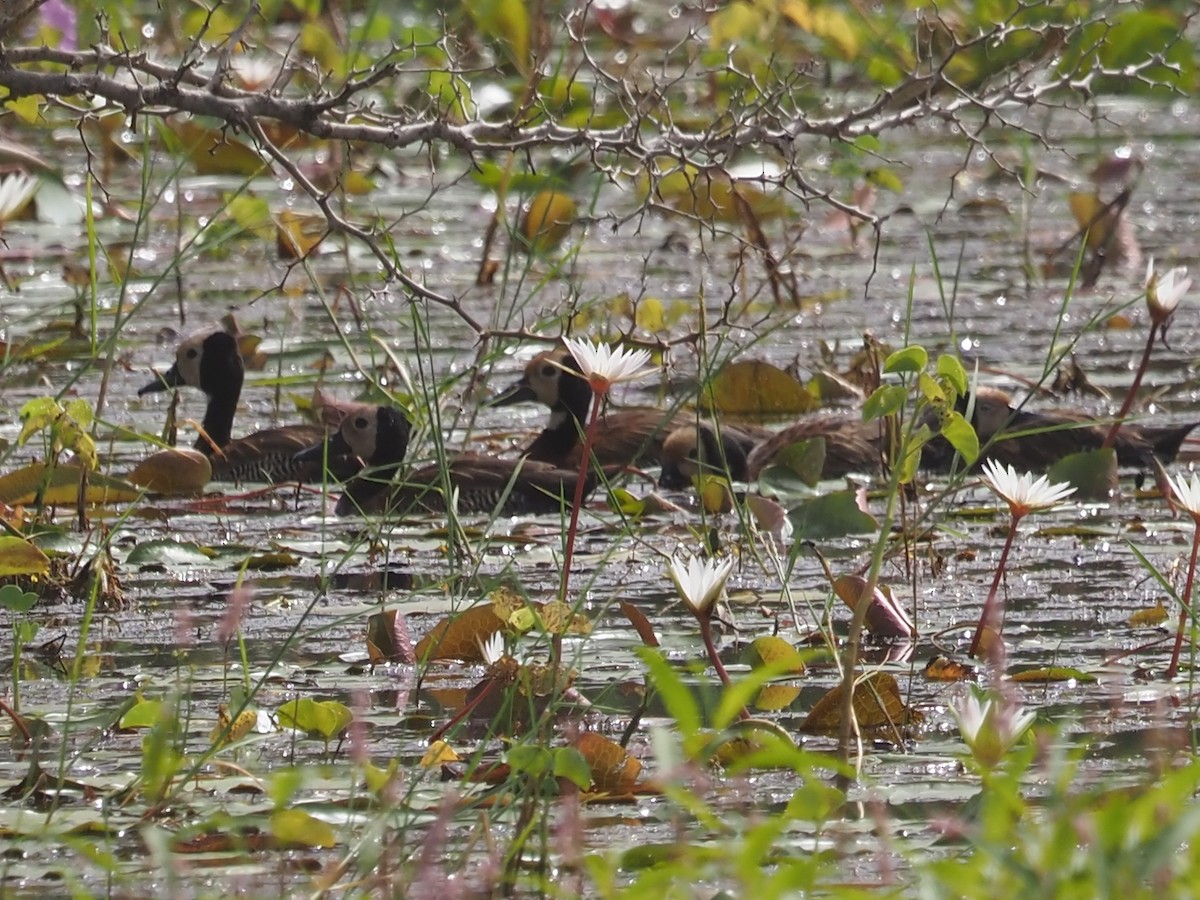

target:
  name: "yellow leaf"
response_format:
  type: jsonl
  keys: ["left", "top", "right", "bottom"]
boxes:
{"left": 269, "top": 809, "right": 336, "bottom": 849}
{"left": 813, "top": 8, "right": 859, "bottom": 59}
{"left": 709, "top": 1, "right": 765, "bottom": 49}
{"left": 696, "top": 473, "right": 734, "bottom": 514}
{"left": 6, "top": 95, "right": 42, "bottom": 124}
{"left": 421, "top": 740, "right": 461, "bottom": 768}
{"left": 745, "top": 636, "right": 807, "bottom": 674}
{"left": 469, "top": 0, "right": 530, "bottom": 74}
{"left": 704, "top": 360, "right": 816, "bottom": 417}
{"left": 634, "top": 298, "right": 666, "bottom": 333}
{"left": 275, "top": 210, "right": 326, "bottom": 259}
{"left": 1068, "top": 191, "right": 1116, "bottom": 250}
{"left": 0, "top": 463, "right": 141, "bottom": 506}
{"left": 1127, "top": 599, "right": 1168, "bottom": 628}
{"left": 0, "top": 535, "right": 50, "bottom": 578}
{"left": 520, "top": 190, "right": 576, "bottom": 254}
{"left": 167, "top": 120, "right": 268, "bottom": 178}
{"left": 128, "top": 449, "right": 212, "bottom": 495}
{"left": 779, "top": 0, "right": 812, "bottom": 30}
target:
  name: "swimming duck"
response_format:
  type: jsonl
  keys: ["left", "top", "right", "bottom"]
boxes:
{"left": 294, "top": 403, "right": 593, "bottom": 517}
{"left": 926, "top": 387, "right": 1200, "bottom": 471}
{"left": 658, "top": 422, "right": 770, "bottom": 488}
{"left": 489, "top": 349, "right": 675, "bottom": 468}
{"left": 138, "top": 329, "right": 356, "bottom": 484}
{"left": 659, "top": 416, "right": 890, "bottom": 487}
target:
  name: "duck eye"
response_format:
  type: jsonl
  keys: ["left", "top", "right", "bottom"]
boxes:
{"left": 354, "top": 416, "right": 368, "bottom": 429}
{"left": 185, "top": 348, "right": 198, "bottom": 359}
{"left": 540, "top": 364, "right": 557, "bottom": 378}
{"left": 687, "top": 448, "right": 699, "bottom": 460}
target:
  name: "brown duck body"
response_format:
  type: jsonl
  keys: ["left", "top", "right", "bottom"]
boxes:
{"left": 658, "top": 422, "right": 770, "bottom": 488}
{"left": 138, "top": 330, "right": 356, "bottom": 484}
{"left": 660, "top": 416, "right": 889, "bottom": 487}
{"left": 491, "top": 350, "right": 675, "bottom": 468}
{"left": 925, "top": 387, "right": 1200, "bottom": 471}
{"left": 296, "top": 404, "right": 593, "bottom": 517}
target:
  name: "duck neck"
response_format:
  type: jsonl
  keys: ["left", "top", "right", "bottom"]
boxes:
{"left": 197, "top": 385, "right": 238, "bottom": 455}
{"left": 526, "top": 366, "right": 594, "bottom": 463}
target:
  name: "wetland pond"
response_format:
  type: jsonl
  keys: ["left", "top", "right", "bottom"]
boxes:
{"left": 1, "top": 94, "right": 1199, "bottom": 895}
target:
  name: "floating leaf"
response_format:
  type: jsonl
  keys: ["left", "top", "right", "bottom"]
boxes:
{"left": 166, "top": 119, "right": 268, "bottom": 177}
{"left": 801, "top": 672, "right": 920, "bottom": 734}
{"left": 211, "top": 703, "right": 258, "bottom": 747}
{"left": 0, "top": 535, "right": 49, "bottom": 577}
{"left": 787, "top": 490, "right": 877, "bottom": 541}
{"left": 770, "top": 438, "right": 827, "bottom": 487}
{"left": 696, "top": 473, "right": 735, "bottom": 514}
{"left": 415, "top": 603, "right": 507, "bottom": 662}
{"left": 923, "top": 655, "right": 974, "bottom": 681}
{"left": 421, "top": 740, "right": 460, "bottom": 768}
{"left": 275, "top": 210, "right": 326, "bottom": 259}
{"left": 745, "top": 636, "right": 806, "bottom": 674}
{"left": 554, "top": 746, "right": 593, "bottom": 791}
{"left": 269, "top": 809, "right": 336, "bottom": 849}
{"left": 519, "top": 190, "right": 576, "bottom": 254}
{"left": 575, "top": 732, "right": 642, "bottom": 795}
{"left": 127, "top": 448, "right": 212, "bottom": 494}
{"left": 1011, "top": 666, "right": 1096, "bottom": 683}
{"left": 1046, "top": 448, "right": 1117, "bottom": 501}
{"left": 0, "top": 463, "right": 140, "bottom": 506}
{"left": 126, "top": 539, "right": 212, "bottom": 567}
{"left": 753, "top": 683, "right": 802, "bottom": 711}
{"left": 120, "top": 696, "right": 165, "bottom": 730}
{"left": 1127, "top": 599, "right": 1168, "bottom": 628}
{"left": 704, "top": 360, "right": 815, "bottom": 417}
{"left": 276, "top": 697, "right": 353, "bottom": 740}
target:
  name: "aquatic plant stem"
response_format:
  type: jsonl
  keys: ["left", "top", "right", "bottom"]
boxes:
{"left": 1165, "top": 521, "right": 1200, "bottom": 679}
{"left": 1102, "top": 328, "right": 1155, "bottom": 450}
{"left": 558, "top": 391, "right": 604, "bottom": 605}
{"left": 969, "top": 513, "right": 1023, "bottom": 660}
{"left": 697, "top": 618, "right": 746, "bottom": 721}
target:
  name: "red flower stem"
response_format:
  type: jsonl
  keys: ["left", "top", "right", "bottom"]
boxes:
{"left": 968, "top": 513, "right": 1023, "bottom": 660}
{"left": 1165, "top": 522, "right": 1200, "bottom": 679}
{"left": 1103, "top": 328, "right": 1156, "bottom": 450}
{"left": 698, "top": 617, "right": 749, "bottom": 720}
{"left": 558, "top": 388, "right": 604, "bottom": 605}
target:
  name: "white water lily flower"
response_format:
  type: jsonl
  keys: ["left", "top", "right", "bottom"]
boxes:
{"left": 667, "top": 553, "right": 734, "bottom": 618}
{"left": 1145, "top": 257, "right": 1191, "bottom": 325}
{"left": 479, "top": 632, "right": 505, "bottom": 666}
{"left": 980, "top": 459, "right": 1075, "bottom": 517}
{"left": 1167, "top": 472, "right": 1200, "bottom": 520}
{"left": 563, "top": 337, "right": 654, "bottom": 393}
{"left": 952, "top": 688, "right": 1036, "bottom": 767}
{"left": 0, "top": 172, "right": 38, "bottom": 224}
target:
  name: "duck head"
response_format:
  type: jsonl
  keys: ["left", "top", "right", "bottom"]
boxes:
{"left": 138, "top": 329, "right": 244, "bottom": 400}
{"left": 489, "top": 350, "right": 594, "bottom": 427}
{"left": 659, "top": 423, "right": 750, "bottom": 489}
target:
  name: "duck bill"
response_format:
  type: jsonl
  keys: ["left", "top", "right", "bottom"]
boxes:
{"left": 294, "top": 430, "right": 353, "bottom": 464}
{"left": 138, "top": 363, "right": 184, "bottom": 396}
{"left": 487, "top": 379, "right": 537, "bottom": 407}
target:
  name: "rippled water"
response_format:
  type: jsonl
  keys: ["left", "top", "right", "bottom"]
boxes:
{"left": 1, "top": 94, "right": 1199, "bottom": 893}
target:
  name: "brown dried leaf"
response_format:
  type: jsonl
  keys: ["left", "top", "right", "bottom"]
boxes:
{"left": 618, "top": 601, "right": 659, "bottom": 648}
{"left": 575, "top": 732, "right": 641, "bottom": 794}
{"left": 415, "top": 604, "right": 506, "bottom": 662}
{"left": 800, "top": 672, "right": 920, "bottom": 735}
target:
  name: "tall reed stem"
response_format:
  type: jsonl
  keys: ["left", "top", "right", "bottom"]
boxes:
{"left": 969, "top": 513, "right": 1023, "bottom": 660}
{"left": 1102, "top": 328, "right": 1155, "bottom": 450}
{"left": 1165, "top": 521, "right": 1200, "bottom": 679}
{"left": 557, "top": 393, "right": 603, "bottom": 605}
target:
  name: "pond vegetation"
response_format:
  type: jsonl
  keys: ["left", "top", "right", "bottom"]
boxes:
{"left": 0, "top": 0, "right": 1199, "bottom": 896}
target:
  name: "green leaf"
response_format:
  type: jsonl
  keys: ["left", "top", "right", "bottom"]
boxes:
{"left": 1046, "top": 448, "right": 1116, "bottom": 501}
{"left": 771, "top": 438, "right": 826, "bottom": 486}
{"left": 120, "top": 697, "right": 165, "bottom": 730}
{"left": 882, "top": 346, "right": 927, "bottom": 375}
{"left": 637, "top": 648, "right": 701, "bottom": 739}
{"left": 270, "top": 809, "right": 336, "bottom": 849}
{"left": 940, "top": 411, "right": 979, "bottom": 465}
{"left": 862, "top": 384, "right": 907, "bottom": 421}
{"left": 277, "top": 697, "right": 353, "bottom": 740}
{"left": 553, "top": 746, "right": 592, "bottom": 790}
{"left": 936, "top": 354, "right": 969, "bottom": 396}
{"left": 0, "top": 583, "right": 39, "bottom": 612}
{"left": 917, "top": 372, "right": 945, "bottom": 406}
{"left": 606, "top": 488, "right": 645, "bottom": 517}
{"left": 507, "top": 744, "right": 553, "bottom": 778}
{"left": 18, "top": 397, "right": 63, "bottom": 444}
{"left": 126, "top": 539, "right": 213, "bottom": 567}
{"left": 787, "top": 490, "right": 878, "bottom": 541}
